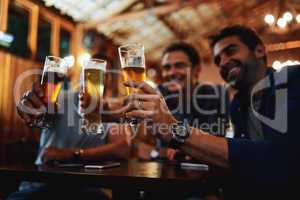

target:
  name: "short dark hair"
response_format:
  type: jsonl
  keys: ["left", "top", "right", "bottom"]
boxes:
{"left": 162, "top": 42, "right": 200, "bottom": 67}
{"left": 210, "top": 25, "right": 267, "bottom": 63}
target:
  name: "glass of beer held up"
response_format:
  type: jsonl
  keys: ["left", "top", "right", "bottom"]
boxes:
{"left": 30, "top": 56, "right": 68, "bottom": 128}
{"left": 118, "top": 43, "right": 146, "bottom": 125}
{"left": 81, "top": 58, "right": 106, "bottom": 134}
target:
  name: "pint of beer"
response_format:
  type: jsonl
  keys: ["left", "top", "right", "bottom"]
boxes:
{"left": 118, "top": 43, "right": 146, "bottom": 94}
{"left": 81, "top": 59, "right": 106, "bottom": 134}
{"left": 31, "top": 56, "right": 68, "bottom": 128}
{"left": 118, "top": 43, "right": 146, "bottom": 125}
{"left": 41, "top": 61, "right": 66, "bottom": 105}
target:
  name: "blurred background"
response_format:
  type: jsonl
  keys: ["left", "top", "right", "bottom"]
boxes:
{"left": 0, "top": 0, "right": 300, "bottom": 166}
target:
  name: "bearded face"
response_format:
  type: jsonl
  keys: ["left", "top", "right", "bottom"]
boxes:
{"left": 213, "top": 36, "right": 263, "bottom": 90}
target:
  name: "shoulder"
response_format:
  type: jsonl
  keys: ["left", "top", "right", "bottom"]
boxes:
{"left": 287, "top": 65, "right": 300, "bottom": 82}
{"left": 272, "top": 65, "right": 300, "bottom": 91}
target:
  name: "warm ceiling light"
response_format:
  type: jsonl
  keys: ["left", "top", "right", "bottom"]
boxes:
{"left": 277, "top": 18, "right": 287, "bottom": 28}
{"left": 283, "top": 11, "right": 293, "bottom": 22}
{"left": 293, "top": 61, "right": 300, "bottom": 65}
{"left": 63, "top": 55, "right": 75, "bottom": 67}
{"left": 272, "top": 60, "right": 281, "bottom": 70}
{"left": 264, "top": 14, "right": 275, "bottom": 25}
{"left": 296, "top": 14, "right": 300, "bottom": 23}
{"left": 79, "top": 52, "right": 91, "bottom": 66}
{"left": 285, "top": 60, "right": 293, "bottom": 66}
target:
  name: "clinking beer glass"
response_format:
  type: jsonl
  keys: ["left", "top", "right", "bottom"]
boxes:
{"left": 81, "top": 58, "right": 106, "bottom": 134}
{"left": 118, "top": 43, "right": 146, "bottom": 126}
{"left": 30, "top": 56, "right": 68, "bottom": 128}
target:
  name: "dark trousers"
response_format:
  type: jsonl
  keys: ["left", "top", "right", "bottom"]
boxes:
{"left": 6, "top": 184, "right": 108, "bottom": 200}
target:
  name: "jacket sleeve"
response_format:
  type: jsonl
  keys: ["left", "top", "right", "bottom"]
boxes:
{"left": 227, "top": 137, "right": 287, "bottom": 185}
{"left": 227, "top": 66, "right": 300, "bottom": 186}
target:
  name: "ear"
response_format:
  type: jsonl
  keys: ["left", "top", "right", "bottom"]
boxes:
{"left": 254, "top": 44, "right": 266, "bottom": 59}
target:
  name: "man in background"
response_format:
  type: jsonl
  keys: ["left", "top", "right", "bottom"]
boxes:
{"left": 137, "top": 42, "right": 229, "bottom": 161}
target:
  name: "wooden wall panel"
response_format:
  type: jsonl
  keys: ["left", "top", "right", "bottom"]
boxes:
{"left": 0, "top": 50, "right": 41, "bottom": 142}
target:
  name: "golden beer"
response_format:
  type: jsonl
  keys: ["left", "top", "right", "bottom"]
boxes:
{"left": 41, "top": 70, "right": 65, "bottom": 105}
{"left": 118, "top": 43, "right": 146, "bottom": 95}
{"left": 122, "top": 66, "right": 146, "bottom": 94}
{"left": 81, "top": 59, "right": 106, "bottom": 134}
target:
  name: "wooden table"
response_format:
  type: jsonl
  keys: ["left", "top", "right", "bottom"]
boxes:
{"left": 0, "top": 160, "right": 227, "bottom": 199}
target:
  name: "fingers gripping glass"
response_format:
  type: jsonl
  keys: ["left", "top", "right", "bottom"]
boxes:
{"left": 80, "top": 59, "right": 106, "bottom": 134}
{"left": 29, "top": 56, "right": 68, "bottom": 128}
{"left": 118, "top": 43, "right": 146, "bottom": 126}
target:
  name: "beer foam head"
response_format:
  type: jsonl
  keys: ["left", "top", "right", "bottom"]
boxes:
{"left": 44, "top": 56, "right": 70, "bottom": 73}
{"left": 84, "top": 60, "right": 106, "bottom": 72}
{"left": 127, "top": 56, "right": 144, "bottom": 68}
{"left": 118, "top": 43, "right": 145, "bottom": 69}
{"left": 44, "top": 60, "right": 68, "bottom": 74}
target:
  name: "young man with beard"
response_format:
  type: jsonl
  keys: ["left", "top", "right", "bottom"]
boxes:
{"left": 123, "top": 25, "right": 293, "bottom": 199}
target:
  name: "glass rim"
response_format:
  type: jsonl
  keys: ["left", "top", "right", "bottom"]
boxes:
{"left": 83, "top": 58, "right": 107, "bottom": 65}
{"left": 44, "top": 55, "right": 68, "bottom": 72}
{"left": 45, "top": 55, "right": 63, "bottom": 60}
{"left": 82, "top": 58, "right": 107, "bottom": 71}
{"left": 86, "top": 58, "right": 107, "bottom": 63}
{"left": 118, "top": 43, "right": 144, "bottom": 52}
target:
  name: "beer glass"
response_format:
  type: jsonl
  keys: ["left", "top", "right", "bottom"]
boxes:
{"left": 81, "top": 58, "right": 106, "bottom": 134}
{"left": 30, "top": 56, "right": 68, "bottom": 128}
{"left": 118, "top": 43, "right": 146, "bottom": 125}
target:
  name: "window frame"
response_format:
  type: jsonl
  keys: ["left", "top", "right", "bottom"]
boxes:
{"left": 1, "top": 0, "right": 77, "bottom": 61}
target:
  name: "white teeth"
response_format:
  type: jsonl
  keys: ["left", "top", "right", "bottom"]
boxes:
{"left": 228, "top": 67, "right": 239, "bottom": 75}
{"left": 227, "top": 67, "right": 240, "bottom": 83}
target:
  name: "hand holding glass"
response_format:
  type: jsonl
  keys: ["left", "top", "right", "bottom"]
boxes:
{"left": 29, "top": 56, "right": 68, "bottom": 128}
{"left": 118, "top": 43, "right": 146, "bottom": 125}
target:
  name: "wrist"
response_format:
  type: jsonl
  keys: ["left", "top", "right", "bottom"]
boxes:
{"left": 169, "top": 121, "right": 190, "bottom": 149}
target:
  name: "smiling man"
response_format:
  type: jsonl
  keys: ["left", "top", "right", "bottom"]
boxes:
{"left": 123, "top": 25, "right": 295, "bottom": 199}
{"left": 158, "top": 42, "right": 229, "bottom": 137}
{"left": 213, "top": 28, "right": 267, "bottom": 92}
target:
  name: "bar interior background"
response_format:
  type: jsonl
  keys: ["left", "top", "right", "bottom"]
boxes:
{"left": 0, "top": 0, "right": 299, "bottom": 169}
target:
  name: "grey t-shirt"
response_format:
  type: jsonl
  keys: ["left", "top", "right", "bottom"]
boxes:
{"left": 247, "top": 99, "right": 264, "bottom": 140}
